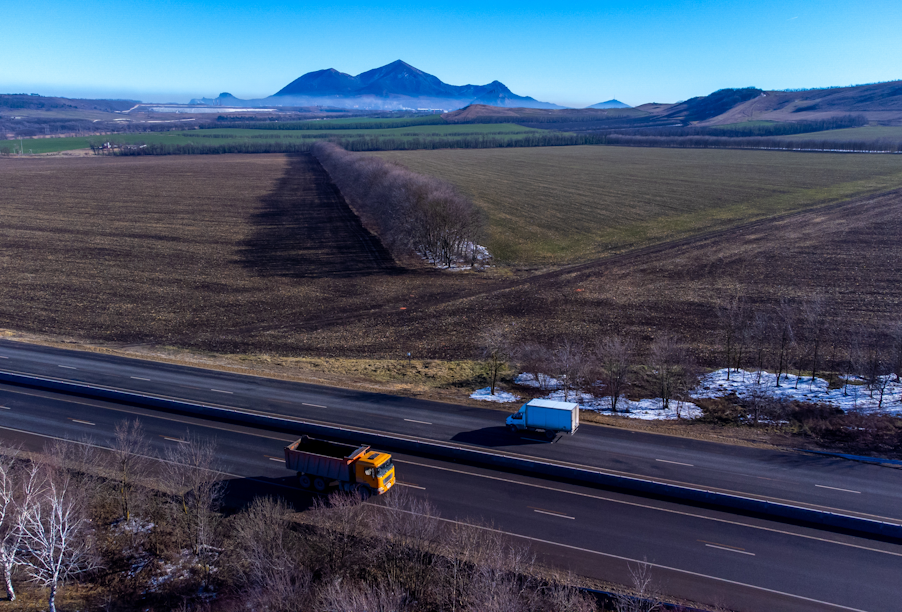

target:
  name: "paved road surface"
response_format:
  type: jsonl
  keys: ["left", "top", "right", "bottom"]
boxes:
{"left": 1, "top": 340, "right": 899, "bottom": 525}
{"left": 0, "top": 383, "right": 897, "bottom": 612}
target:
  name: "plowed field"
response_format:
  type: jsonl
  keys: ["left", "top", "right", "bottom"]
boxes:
{"left": 1, "top": 153, "right": 901, "bottom": 364}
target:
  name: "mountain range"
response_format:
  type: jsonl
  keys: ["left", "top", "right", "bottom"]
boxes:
{"left": 191, "top": 60, "right": 564, "bottom": 111}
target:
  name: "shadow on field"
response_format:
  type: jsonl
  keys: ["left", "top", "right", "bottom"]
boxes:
{"left": 240, "top": 153, "right": 402, "bottom": 278}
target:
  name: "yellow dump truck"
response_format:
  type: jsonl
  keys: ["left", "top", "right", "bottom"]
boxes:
{"left": 285, "top": 436, "right": 395, "bottom": 499}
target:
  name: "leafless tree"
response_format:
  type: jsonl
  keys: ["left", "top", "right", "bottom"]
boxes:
{"left": 749, "top": 311, "right": 770, "bottom": 385}
{"left": 649, "top": 335, "right": 688, "bottom": 411}
{"left": 305, "top": 491, "right": 370, "bottom": 579}
{"left": 18, "top": 464, "right": 97, "bottom": 612}
{"left": 111, "top": 419, "right": 152, "bottom": 523}
{"left": 773, "top": 299, "right": 795, "bottom": 387}
{"left": 551, "top": 339, "right": 586, "bottom": 401}
{"left": 482, "top": 326, "right": 512, "bottom": 396}
{"left": 513, "top": 342, "right": 553, "bottom": 390}
{"left": 161, "top": 432, "right": 224, "bottom": 585}
{"left": 594, "top": 336, "right": 634, "bottom": 412}
{"left": 800, "top": 296, "right": 828, "bottom": 390}
{"left": 614, "top": 561, "right": 659, "bottom": 612}
{"left": 717, "top": 294, "right": 745, "bottom": 380}
{"left": 318, "top": 579, "right": 410, "bottom": 612}
{"left": 230, "top": 496, "right": 311, "bottom": 611}
{"left": 0, "top": 447, "right": 42, "bottom": 602}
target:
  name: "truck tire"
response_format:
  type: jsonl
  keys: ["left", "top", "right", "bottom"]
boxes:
{"left": 298, "top": 474, "right": 312, "bottom": 489}
{"left": 356, "top": 485, "right": 372, "bottom": 501}
{"left": 545, "top": 430, "right": 557, "bottom": 440}
{"left": 507, "top": 424, "right": 519, "bottom": 434}
{"left": 313, "top": 477, "right": 327, "bottom": 493}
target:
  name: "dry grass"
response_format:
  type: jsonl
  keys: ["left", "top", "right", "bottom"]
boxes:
{"left": 372, "top": 146, "right": 902, "bottom": 264}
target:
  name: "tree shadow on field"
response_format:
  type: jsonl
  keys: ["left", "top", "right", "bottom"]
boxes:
{"left": 239, "top": 153, "right": 402, "bottom": 278}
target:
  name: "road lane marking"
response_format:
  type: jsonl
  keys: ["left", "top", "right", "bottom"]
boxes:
{"left": 0, "top": 356, "right": 7, "bottom": 359}
{"left": 394, "top": 458, "right": 902, "bottom": 557}
{"left": 699, "top": 539, "right": 755, "bottom": 555}
{"left": 384, "top": 507, "right": 869, "bottom": 612}
{"left": 530, "top": 506, "right": 575, "bottom": 520}
{"left": 130, "top": 377, "right": 151, "bottom": 381}
{"left": 265, "top": 455, "right": 284, "bottom": 462}
{"left": 210, "top": 389, "right": 233, "bottom": 394}
{"left": 58, "top": 365, "right": 77, "bottom": 370}
{"left": 404, "top": 418, "right": 433, "bottom": 425}
{"left": 302, "top": 402, "right": 326, "bottom": 408}
{"left": 0, "top": 406, "right": 9, "bottom": 410}
{"left": 397, "top": 482, "right": 426, "bottom": 490}
{"left": 161, "top": 436, "right": 189, "bottom": 444}
{"left": 68, "top": 419, "right": 95, "bottom": 426}
{"left": 816, "top": 484, "right": 861, "bottom": 494}
{"left": 656, "top": 459, "right": 694, "bottom": 467}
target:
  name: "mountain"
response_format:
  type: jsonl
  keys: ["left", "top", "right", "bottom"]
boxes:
{"left": 588, "top": 99, "right": 631, "bottom": 109}
{"left": 194, "top": 60, "right": 562, "bottom": 111}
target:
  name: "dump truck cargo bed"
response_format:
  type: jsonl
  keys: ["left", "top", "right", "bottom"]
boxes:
{"left": 284, "top": 436, "right": 369, "bottom": 482}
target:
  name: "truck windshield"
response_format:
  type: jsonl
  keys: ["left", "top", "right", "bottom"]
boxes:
{"left": 376, "top": 461, "right": 394, "bottom": 478}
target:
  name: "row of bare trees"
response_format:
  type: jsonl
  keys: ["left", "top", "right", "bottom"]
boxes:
{"left": 485, "top": 330, "right": 697, "bottom": 417}
{"left": 718, "top": 295, "right": 902, "bottom": 409}
{"left": 313, "top": 141, "right": 485, "bottom": 267}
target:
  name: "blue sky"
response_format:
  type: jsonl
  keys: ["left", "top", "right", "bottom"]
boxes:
{"left": 4, "top": 0, "right": 900, "bottom": 107}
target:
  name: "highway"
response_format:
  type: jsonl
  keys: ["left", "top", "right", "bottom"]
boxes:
{"left": 1, "top": 340, "right": 901, "bottom": 525}
{"left": 0, "top": 382, "right": 898, "bottom": 612}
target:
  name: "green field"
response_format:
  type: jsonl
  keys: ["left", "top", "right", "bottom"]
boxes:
{"left": 0, "top": 122, "right": 546, "bottom": 154}
{"left": 784, "top": 125, "right": 902, "bottom": 141}
{"left": 373, "top": 146, "right": 902, "bottom": 265}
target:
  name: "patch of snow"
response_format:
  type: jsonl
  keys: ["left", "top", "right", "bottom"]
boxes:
{"left": 515, "top": 372, "right": 563, "bottom": 390}
{"left": 470, "top": 387, "right": 520, "bottom": 403}
{"left": 691, "top": 369, "right": 902, "bottom": 414}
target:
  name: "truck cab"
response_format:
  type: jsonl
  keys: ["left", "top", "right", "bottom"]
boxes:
{"left": 355, "top": 450, "right": 396, "bottom": 494}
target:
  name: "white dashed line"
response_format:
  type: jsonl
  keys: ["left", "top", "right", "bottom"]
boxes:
{"left": 131, "top": 376, "right": 151, "bottom": 381}
{"left": 58, "top": 365, "right": 76, "bottom": 370}
{"left": 210, "top": 389, "right": 233, "bottom": 394}
{"left": 404, "top": 418, "right": 433, "bottom": 425}
{"left": 302, "top": 402, "right": 326, "bottom": 408}
{"left": 816, "top": 484, "right": 861, "bottom": 494}
{"left": 69, "top": 419, "right": 95, "bottom": 426}
{"left": 656, "top": 459, "right": 694, "bottom": 467}
{"left": 705, "top": 543, "right": 755, "bottom": 556}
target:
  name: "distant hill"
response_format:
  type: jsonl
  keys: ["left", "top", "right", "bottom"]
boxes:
{"left": 588, "top": 99, "right": 631, "bottom": 109}
{"left": 192, "top": 61, "right": 562, "bottom": 111}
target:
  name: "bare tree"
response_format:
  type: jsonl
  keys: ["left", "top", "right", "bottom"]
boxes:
{"left": 773, "top": 299, "right": 795, "bottom": 388}
{"left": 0, "top": 447, "right": 42, "bottom": 602}
{"left": 230, "top": 496, "right": 311, "bottom": 611}
{"left": 482, "top": 326, "right": 512, "bottom": 396}
{"left": 19, "top": 464, "right": 97, "bottom": 612}
{"left": 161, "top": 432, "right": 224, "bottom": 585}
{"left": 614, "top": 561, "right": 659, "bottom": 612}
{"left": 513, "top": 342, "right": 553, "bottom": 390}
{"left": 595, "top": 336, "right": 634, "bottom": 412}
{"left": 717, "top": 294, "right": 745, "bottom": 380}
{"left": 551, "top": 339, "right": 586, "bottom": 401}
{"left": 800, "top": 296, "right": 827, "bottom": 390}
{"left": 111, "top": 419, "right": 152, "bottom": 523}
{"left": 649, "top": 335, "right": 688, "bottom": 411}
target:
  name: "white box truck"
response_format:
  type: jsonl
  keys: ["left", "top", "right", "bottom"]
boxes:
{"left": 506, "top": 399, "right": 579, "bottom": 439}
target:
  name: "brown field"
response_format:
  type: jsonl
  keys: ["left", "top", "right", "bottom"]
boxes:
{"left": 1, "top": 152, "right": 901, "bottom": 383}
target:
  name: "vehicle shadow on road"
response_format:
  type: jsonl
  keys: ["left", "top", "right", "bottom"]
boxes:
{"left": 239, "top": 153, "right": 403, "bottom": 279}
{"left": 451, "top": 426, "right": 551, "bottom": 447}
{"left": 220, "top": 474, "right": 317, "bottom": 512}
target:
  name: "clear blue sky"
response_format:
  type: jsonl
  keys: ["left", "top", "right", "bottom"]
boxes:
{"left": 4, "top": 0, "right": 900, "bottom": 108}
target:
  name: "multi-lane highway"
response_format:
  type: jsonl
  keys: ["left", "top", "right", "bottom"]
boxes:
{"left": 0, "top": 382, "right": 898, "bottom": 612}
{"left": 1, "top": 340, "right": 900, "bottom": 525}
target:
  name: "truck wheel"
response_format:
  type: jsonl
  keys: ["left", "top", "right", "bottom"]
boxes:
{"left": 356, "top": 485, "right": 372, "bottom": 501}
{"left": 545, "top": 430, "right": 557, "bottom": 440}
{"left": 298, "top": 474, "right": 312, "bottom": 489}
{"left": 313, "top": 477, "right": 327, "bottom": 492}
{"left": 507, "top": 424, "right": 519, "bottom": 434}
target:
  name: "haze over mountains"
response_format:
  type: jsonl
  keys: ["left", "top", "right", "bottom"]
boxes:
{"left": 191, "top": 60, "right": 565, "bottom": 111}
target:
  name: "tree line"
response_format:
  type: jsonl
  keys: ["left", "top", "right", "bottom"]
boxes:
{"left": 206, "top": 115, "right": 446, "bottom": 130}
{"left": 604, "top": 114, "right": 868, "bottom": 138}
{"left": 0, "top": 422, "right": 677, "bottom": 612}
{"left": 313, "top": 142, "right": 484, "bottom": 267}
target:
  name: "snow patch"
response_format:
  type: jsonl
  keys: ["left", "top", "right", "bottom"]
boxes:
{"left": 692, "top": 369, "right": 902, "bottom": 414}
{"left": 470, "top": 387, "right": 520, "bottom": 403}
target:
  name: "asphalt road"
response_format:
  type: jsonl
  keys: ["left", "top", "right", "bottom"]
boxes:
{"left": 1, "top": 340, "right": 899, "bottom": 525}
{"left": 0, "top": 383, "right": 898, "bottom": 612}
